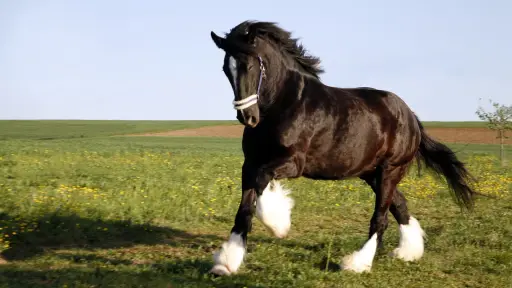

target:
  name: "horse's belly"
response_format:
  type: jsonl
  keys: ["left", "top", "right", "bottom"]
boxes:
{"left": 302, "top": 171, "right": 348, "bottom": 180}
{"left": 302, "top": 158, "right": 353, "bottom": 180}
{"left": 302, "top": 150, "right": 376, "bottom": 180}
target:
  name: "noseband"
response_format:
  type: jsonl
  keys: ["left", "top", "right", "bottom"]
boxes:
{"left": 232, "top": 56, "right": 266, "bottom": 110}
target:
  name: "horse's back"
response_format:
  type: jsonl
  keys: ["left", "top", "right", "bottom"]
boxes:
{"left": 302, "top": 86, "right": 421, "bottom": 178}
{"left": 344, "top": 87, "right": 418, "bottom": 131}
{"left": 344, "top": 87, "right": 422, "bottom": 165}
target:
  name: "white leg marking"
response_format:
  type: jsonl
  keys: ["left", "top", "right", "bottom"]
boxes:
{"left": 341, "top": 233, "right": 378, "bottom": 273}
{"left": 255, "top": 180, "right": 295, "bottom": 238}
{"left": 391, "top": 216, "right": 426, "bottom": 261}
{"left": 228, "top": 56, "right": 238, "bottom": 94}
{"left": 210, "top": 232, "right": 245, "bottom": 276}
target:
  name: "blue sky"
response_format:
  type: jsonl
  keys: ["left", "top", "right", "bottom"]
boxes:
{"left": 1, "top": 0, "right": 510, "bottom": 121}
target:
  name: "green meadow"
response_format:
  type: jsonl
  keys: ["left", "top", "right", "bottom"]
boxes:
{"left": 0, "top": 120, "right": 510, "bottom": 287}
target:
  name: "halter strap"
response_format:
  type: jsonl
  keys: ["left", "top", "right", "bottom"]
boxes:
{"left": 233, "top": 56, "right": 266, "bottom": 110}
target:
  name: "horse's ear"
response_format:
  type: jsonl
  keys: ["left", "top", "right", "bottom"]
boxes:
{"left": 211, "top": 31, "right": 225, "bottom": 49}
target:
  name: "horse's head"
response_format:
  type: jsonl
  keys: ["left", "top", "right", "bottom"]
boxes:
{"left": 210, "top": 22, "right": 278, "bottom": 128}
{"left": 211, "top": 21, "right": 324, "bottom": 128}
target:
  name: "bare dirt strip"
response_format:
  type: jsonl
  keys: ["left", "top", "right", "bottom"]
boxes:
{"left": 130, "top": 125, "right": 511, "bottom": 145}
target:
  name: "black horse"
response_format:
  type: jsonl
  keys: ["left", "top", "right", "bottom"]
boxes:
{"left": 209, "top": 20, "right": 476, "bottom": 275}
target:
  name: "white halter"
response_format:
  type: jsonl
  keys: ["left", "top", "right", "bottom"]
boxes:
{"left": 233, "top": 94, "right": 259, "bottom": 110}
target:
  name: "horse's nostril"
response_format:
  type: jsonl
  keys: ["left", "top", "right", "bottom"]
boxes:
{"left": 246, "top": 116, "right": 258, "bottom": 127}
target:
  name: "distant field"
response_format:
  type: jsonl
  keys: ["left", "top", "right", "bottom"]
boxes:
{"left": 117, "top": 121, "right": 510, "bottom": 145}
{"left": 0, "top": 120, "right": 237, "bottom": 140}
{"left": 0, "top": 120, "right": 489, "bottom": 140}
{"left": 0, "top": 121, "right": 510, "bottom": 287}
{"left": 421, "top": 121, "right": 488, "bottom": 128}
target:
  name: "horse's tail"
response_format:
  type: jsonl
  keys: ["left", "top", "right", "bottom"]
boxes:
{"left": 414, "top": 115, "right": 476, "bottom": 210}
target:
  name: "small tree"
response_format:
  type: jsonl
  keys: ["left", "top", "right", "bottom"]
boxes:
{"left": 475, "top": 99, "right": 512, "bottom": 166}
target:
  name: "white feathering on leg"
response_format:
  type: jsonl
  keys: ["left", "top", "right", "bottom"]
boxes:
{"left": 255, "top": 180, "right": 295, "bottom": 238}
{"left": 210, "top": 233, "right": 245, "bottom": 276}
{"left": 341, "top": 233, "right": 378, "bottom": 273}
{"left": 391, "top": 216, "right": 426, "bottom": 261}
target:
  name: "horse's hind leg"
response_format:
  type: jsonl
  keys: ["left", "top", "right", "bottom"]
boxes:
{"left": 341, "top": 163, "right": 409, "bottom": 273}
{"left": 389, "top": 189, "right": 426, "bottom": 262}
{"left": 361, "top": 171, "right": 426, "bottom": 262}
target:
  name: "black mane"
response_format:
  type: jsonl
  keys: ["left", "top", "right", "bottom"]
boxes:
{"left": 225, "top": 21, "right": 324, "bottom": 79}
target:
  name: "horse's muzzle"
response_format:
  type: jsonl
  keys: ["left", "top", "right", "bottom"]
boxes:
{"left": 245, "top": 115, "right": 259, "bottom": 128}
{"left": 237, "top": 108, "right": 260, "bottom": 128}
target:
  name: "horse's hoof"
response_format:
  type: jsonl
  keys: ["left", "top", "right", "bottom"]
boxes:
{"left": 341, "top": 253, "right": 372, "bottom": 273}
{"left": 209, "top": 264, "right": 231, "bottom": 276}
{"left": 391, "top": 216, "right": 425, "bottom": 261}
{"left": 340, "top": 233, "right": 378, "bottom": 273}
{"left": 210, "top": 233, "right": 245, "bottom": 277}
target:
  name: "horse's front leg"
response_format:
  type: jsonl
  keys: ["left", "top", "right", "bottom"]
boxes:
{"left": 210, "top": 156, "right": 302, "bottom": 276}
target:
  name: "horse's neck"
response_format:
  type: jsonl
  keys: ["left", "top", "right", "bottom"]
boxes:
{"left": 258, "top": 70, "right": 309, "bottom": 125}
{"left": 276, "top": 68, "right": 323, "bottom": 102}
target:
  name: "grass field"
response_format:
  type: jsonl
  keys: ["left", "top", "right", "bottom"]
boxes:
{"left": 0, "top": 120, "right": 237, "bottom": 140}
{"left": 0, "top": 121, "right": 511, "bottom": 287}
